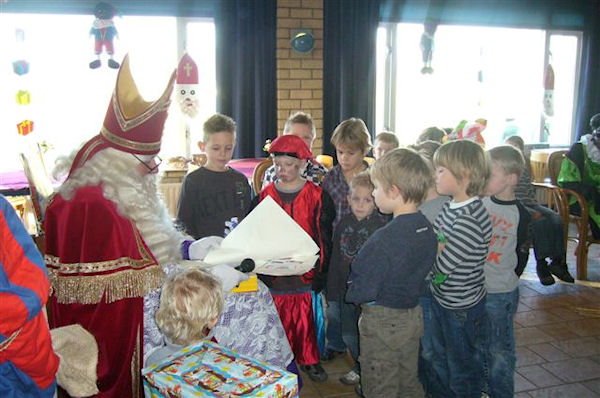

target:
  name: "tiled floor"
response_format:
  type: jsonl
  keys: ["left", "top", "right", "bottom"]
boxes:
{"left": 302, "top": 241, "right": 600, "bottom": 397}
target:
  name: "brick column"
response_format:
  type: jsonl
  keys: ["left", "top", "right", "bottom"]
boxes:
{"left": 276, "top": 0, "right": 323, "bottom": 154}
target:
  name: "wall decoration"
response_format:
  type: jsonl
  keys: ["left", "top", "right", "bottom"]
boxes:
{"left": 176, "top": 53, "right": 199, "bottom": 118}
{"left": 420, "top": 19, "right": 438, "bottom": 74}
{"left": 89, "top": 2, "right": 119, "bottom": 69}
{"left": 17, "top": 120, "right": 34, "bottom": 136}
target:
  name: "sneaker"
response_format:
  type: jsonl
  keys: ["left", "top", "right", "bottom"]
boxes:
{"left": 320, "top": 348, "right": 345, "bottom": 362}
{"left": 548, "top": 259, "right": 575, "bottom": 283}
{"left": 354, "top": 383, "right": 364, "bottom": 397}
{"left": 340, "top": 369, "right": 360, "bottom": 385}
{"left": 300, "top": 363, "right": 328, "bottom": 382}
{"left": 536, "top": 260, "right": 555, "bottom": 286}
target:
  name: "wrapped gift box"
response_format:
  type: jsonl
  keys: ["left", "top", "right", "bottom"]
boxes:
{"left": 142, "top": 340, "right": 298, "bottom": 397}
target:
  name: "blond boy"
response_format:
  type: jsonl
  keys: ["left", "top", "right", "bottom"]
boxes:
{"left": 428, "top": 140, "right": 492, "bottom": 397}
{"left": 373, "top": 132, "right": 399, "bottom": 160}
{"left": 346, "top": 148, "right": 437, "bottom": 397}
{"left": 145, "top": 268, "right": 224, "bottom": 366}
{"left": 324, "top": 172, "right": 389, "bottom": 385}
{"left": 483, "top": 145, "right": 531, "bottom": 398}
{"left": 176, "top": 113, "right": 251, "bottom": 238}
{"left": 322, "top": 118, "right": 373, "bottom": 230}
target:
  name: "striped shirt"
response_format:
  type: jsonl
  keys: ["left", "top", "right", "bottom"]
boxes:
{"left": 514, "top": 167, "right": 538, "bottom": 207}
{"left": 430, "top": 197, "right": 492, "bottom": 309}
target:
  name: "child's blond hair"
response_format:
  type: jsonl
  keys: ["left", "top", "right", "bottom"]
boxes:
{"left": 375, "top": 132, "right": 399, "bottom": 148}
{"left": 370, "top": 148, "right": 432, "bottom": 205}
{"left": 488, "top": 145, "right": 525, "bottom": 179}
{"left": 203, "top": 113, "right": 236, "bottom": 142}
{"left": 349, "top": 171, "right": 375, "bottom": 193}
{"left": 284, "top": 111, "right": 316, "bottom": 138}
{"left": 330, "top": 118, "right": 372, "bottom": 153}
{"left": 434, "top": 140, "right": 489, "bottom": 197}
{"left": 155, "top": 268, "right": 224, "bottom": 346}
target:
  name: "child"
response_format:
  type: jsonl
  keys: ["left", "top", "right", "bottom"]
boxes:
{"left": 505, "top": 135, "right": 574, "bottom": 284}
{"left": 145, "top": 267, "right": 224, "bottom": 366}
{"left": 417, "top": 126, "right": 447, "bottom": 144}
{"left": 262, "top": 111, "right": 328, "bottom": 187}
{"left": 254, "top": 134, "right": 335, "bottom": 382}
{"left": 1, "top": 194, "right": 59, "bottom": 397}
{"left": 177, "top": 113, "right": 251, "bottom": 239}
{"left": 411, "top": 139, "right": 450, "bottom": 397}
{"left": 429, "top": 139, "right": 492, "bottom": 397}
{"left": 322, "top": 118, "right": 372, "bottom": 231}
{"left": 324, "top": 171, "right": 388, "bottom": 385}
{"left": 373, "top": 131, "right": 399, "bottom": 160}
{"left": 483, "top": 145, "right": 531, "bottom": 398}
{"left": 346, "top": 148, "right": 437, "bottom": 397}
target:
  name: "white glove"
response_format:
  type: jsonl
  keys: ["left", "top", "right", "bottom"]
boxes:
{"left": 188, "top": 236, "right": 224, "bottom": 261}
{"left": 208, "top": 264, "right": 250, "bottom": 292}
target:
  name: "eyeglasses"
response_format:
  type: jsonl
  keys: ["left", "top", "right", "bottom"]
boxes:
{"left": 132, "top": 154, "right": 162, "bottom": 173}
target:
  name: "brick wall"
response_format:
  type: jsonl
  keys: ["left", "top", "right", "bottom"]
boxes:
{"left": 276, "top": 0, "right": 323, "bottom": 154}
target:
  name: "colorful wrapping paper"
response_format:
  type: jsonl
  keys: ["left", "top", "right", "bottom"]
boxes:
{"left": 142, "top": 341, "right": 298, "bottom": 397}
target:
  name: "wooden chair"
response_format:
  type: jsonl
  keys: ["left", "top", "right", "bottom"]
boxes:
{"left": 537, "top": 149, "right": 598, "bottom": 280}
{"left": 252, "top": 158, "right": 273, "bottom": 195}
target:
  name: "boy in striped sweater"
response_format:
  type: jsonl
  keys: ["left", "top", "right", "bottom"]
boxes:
{"left": 429, "top": 140, "right": 492, "bottom": 398}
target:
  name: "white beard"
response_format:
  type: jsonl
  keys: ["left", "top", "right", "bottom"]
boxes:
{"left": 55, "top": 148, "right": 184, "bottom": 265}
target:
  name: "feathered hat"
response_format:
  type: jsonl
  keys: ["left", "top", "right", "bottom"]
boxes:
{"left": 68, "top": 55, "right": 176, "bottom": 177}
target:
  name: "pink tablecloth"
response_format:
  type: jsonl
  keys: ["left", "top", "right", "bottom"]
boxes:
{"left": 228, "top": 158, "right": 265, "bottom": 179}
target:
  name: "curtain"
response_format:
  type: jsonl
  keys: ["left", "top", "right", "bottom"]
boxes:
{"left": 215, "top": 0, "right": 277, "bottom": 159}
{"left": 574, "top": 0, "right": 600, "bottom": 139}
{"left": 322, "top": 0, "right": 380, "bottom": 156}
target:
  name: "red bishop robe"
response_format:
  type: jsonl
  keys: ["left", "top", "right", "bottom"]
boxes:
{"left": 44, "top": 185, "right": 164, "bottom": 398}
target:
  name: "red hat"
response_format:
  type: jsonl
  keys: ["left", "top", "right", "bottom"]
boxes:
{"left": 176, "top": 53, "right": 198, "bottom": 85}
{"left": 68, "top": 55, "right": 176, "bottom": 177}
{"left": 269, "top": 135, "right": 313, "bottom": 160}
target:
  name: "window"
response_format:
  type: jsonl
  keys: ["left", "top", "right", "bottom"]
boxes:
{"left": 376, "top": 23, "right": 581, "bottom": 147}
{"left": 0, "top": 13, "right": 215, "bottom": 173}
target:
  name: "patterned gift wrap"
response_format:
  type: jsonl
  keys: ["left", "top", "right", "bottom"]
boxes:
{"left": 142, "top": 341, "right": 298, "bottom": 397}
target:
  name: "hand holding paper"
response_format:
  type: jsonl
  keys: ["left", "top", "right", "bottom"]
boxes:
{"left": 204, "top": 196, "right": 319, "bottom": 276}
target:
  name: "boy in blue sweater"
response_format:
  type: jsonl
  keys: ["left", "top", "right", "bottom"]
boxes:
{"left": 346, "top": 148, "right": 437, "bottom": 397}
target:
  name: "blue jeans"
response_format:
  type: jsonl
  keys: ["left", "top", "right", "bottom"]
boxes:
{"left": 430, "top": 297, "right": 488, "bottom": 398}
{"left": 418, "top": 295, "right": 435, "bottom": 395}
{"left": 484, "top": 288, "right": 519, "bottom": 398}
{"left": 325, "top": 300, "right": 360, "bottom": 369}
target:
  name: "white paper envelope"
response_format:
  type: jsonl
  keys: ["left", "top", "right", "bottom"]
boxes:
{"left": 203, "top": 196, "right": 319, "bottom": 276}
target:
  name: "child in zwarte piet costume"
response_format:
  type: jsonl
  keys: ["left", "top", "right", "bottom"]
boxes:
{"left": 253, "top": 134, "right": 335, "bottom": 383}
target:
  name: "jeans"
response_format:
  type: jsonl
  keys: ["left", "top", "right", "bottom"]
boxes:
{"left": 418, "top": 295, "right": 435, "bottom": 396}
{"left": 325, "top": 300, "right": 360, "bottom": 369}
{"left": 430, "top": 297, "right": 488, "bottom": 398}
{"left": 484, "top": 288, "right": 519, "bottom": 398}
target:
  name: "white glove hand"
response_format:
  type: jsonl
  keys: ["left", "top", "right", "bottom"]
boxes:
{"left": 188, "top": 236, "right": 224, "bottom": 260}
{"left": 208, "top": 264, "right": 250, "bottom": 292}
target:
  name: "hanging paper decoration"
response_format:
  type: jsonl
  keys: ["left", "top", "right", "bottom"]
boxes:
{"left": 17, "top": 120, "right": 34, "bottom": 136}
{"left": 89, "top": 2, "right": 119, "bottom": 69}
{"left": 543, "top": 63, "right": 555, "bottom": 117}
{"left": 12, "top": 60, "right": 30, "bottom": 75}
{"left": 447, "top": 119, "right": 487, "bottom": 146}
{"left": 420, "top": 19, "right": 438, "bottom": 74}
{"left": 15, "top": 90, "right": 31, "bottom": 105}
{"left": 176, "top": 53, "right": 200, "bottom": 118}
